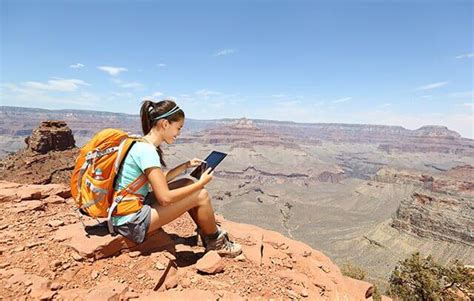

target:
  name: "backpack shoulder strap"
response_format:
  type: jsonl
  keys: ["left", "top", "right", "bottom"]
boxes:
{"left": 107, "top": 173, "right": 148, "bottom": 234}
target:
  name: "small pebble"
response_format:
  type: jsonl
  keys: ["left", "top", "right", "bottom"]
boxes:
{"left": 50, "top": 282, "right": 62, "bottom": 290}
{"left": 128, "top": 251, "right": 141, "bottom": 258}
{"left": 52, "top": 260, "right": 62, "bottom": 268}
{"left": 26, "top": 241, "right": 43, "bottom": 248}
{"left": 14, "top": 246, "right": 25, "bottom": 252}
{"left": 154, "top": 262, "right": 166, "bottom": 270}
{"left": 0, "top": 262, "right": 10, "bottom": 269}
{"left": 287, "top": 289, "right": 299, "bottom": 299}
{"left": 71, "top": 253, "right": 82, "bottom": 261}
{"left": 47, "top": 220, "right": 65, "bottom": 227}
{"left": 234, "top": 254, "right": 246, "bottom": 262}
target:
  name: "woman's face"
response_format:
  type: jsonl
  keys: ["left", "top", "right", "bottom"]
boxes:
{"left": 163, "top": 118, "right": 184, "bottom": 144}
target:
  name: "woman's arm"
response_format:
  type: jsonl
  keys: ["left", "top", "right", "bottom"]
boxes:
{"left": 164, "top": 158, "right": 206, "bottom": 182}
{"left": 164, "top": 161, "right": 189, "bottom": 182}
{"left": 146, "top": 166, "right": 213, "bottom": 206}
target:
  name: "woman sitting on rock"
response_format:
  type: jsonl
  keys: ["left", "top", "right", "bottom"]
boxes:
{"left": 111, "top": 99, "right": 241, "bottom": 257}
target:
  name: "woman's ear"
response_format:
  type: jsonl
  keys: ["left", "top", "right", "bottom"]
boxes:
{"left": 160, "top": 119, "right": 170, "bottom": 129}
{"left": 154, "top": 119, "right": 165, "bottom": 130}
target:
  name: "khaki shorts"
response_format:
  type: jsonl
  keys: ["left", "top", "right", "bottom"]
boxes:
{"left": 112, "top": 193, "right": 155, "bottom": 244}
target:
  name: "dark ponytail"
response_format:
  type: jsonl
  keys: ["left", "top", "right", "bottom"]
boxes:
{"left": 139, "top": 99, "right": 185, "bottom": 168}
{"left": 140, "top": 100, "right": 155, "bottom": 136}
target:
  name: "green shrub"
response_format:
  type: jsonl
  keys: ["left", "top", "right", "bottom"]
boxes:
{"left": 388, "top": 252, "right": 473, "bottom": 300}
{"left": 341, "top": 262, "right": 367, "bottom": 280}
{"left": 372, "top": 285, "right": 382, "bottom": 301}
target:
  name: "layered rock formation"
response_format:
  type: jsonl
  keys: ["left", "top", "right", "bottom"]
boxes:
{"left": 375, "top": 166, "right": 474, "bottom": 246}
{"left": 0, "top": 106, "right": 142, "bottom": 138}
{"left": 0, "top": 181, "right": 381, "bottom": 300}
{"left": 3, "top": 106, "right": 472, "bottom": 156}
{"left": 25, "top": 120, "right": 75, "bottom": 154}
{"left": 0, "top": 120, "right": 78, "bottom": 184}
{"left": 180, "top": 118, "right": 310, "bottom": 150}
{"left": 217, "top": 164, "right": 345, "bottom": 187}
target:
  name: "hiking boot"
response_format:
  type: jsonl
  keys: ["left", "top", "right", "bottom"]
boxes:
{"left": 195, "top": 226, "right": 227, "bottom": 248}
{"left": 204, "top": 229, "right": 242, "bottom": 258}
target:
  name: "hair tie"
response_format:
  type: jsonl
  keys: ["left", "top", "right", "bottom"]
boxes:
{"left": 153, "top": 105, "right": 181, "bottom": 120}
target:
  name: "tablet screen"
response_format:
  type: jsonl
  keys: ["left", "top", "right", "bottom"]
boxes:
{"left": 190, "top": 151, "right": 227, "bottom": 179}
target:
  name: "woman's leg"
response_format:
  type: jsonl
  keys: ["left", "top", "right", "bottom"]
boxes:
{"left": 168, "top": 178, "right": 199, "bottom": 226}
{"left": 152, "top": 178, "right": 242, "bottom": 257}
{"left": 147, "top": 179, "right": 218, "bottom": 235}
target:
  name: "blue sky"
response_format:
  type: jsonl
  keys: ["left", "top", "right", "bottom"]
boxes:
{"left": 1, "top": 0, "right": 473, "bottom": 138}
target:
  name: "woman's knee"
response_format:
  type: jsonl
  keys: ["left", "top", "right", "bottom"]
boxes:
{"left": 196, "top": 188, "right": 210, "bottom": 206}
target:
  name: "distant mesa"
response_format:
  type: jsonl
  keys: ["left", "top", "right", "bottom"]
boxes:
{"left": 413, "top": 125, "right": 461, "bottom": 138}
{"left": 180, "top": 117, "right": 308, "bottom": 149}
{"left": 25, "top": 120, "right": 76, "bottom": 154}
{"left": 377, "top": 125, "right": 473, "bottom": 155}
{"left": 231, "top": 117, "right": 258, "bottom": 129}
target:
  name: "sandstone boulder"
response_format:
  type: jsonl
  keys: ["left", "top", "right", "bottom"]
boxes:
{"left": 195, "top": 251, "right": 224, "bottom": 274}
{"left": 25, "top": 120, "right": 75, "bottom": 154}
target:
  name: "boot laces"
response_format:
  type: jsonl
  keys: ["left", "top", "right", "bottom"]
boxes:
{"left": 221, "top": 232, "right": 237, "bottom": 251}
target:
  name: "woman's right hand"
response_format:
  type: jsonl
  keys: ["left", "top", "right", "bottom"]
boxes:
{"left": 198, "top": 168, "right": 214, "bottom": 187}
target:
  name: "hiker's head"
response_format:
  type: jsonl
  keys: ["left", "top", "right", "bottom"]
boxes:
{"left": 140, "top": 99, "right": 185, "bottom": 166}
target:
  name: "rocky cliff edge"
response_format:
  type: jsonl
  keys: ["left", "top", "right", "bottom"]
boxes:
{"left": 0, "top": 180, "right": 387, "bottom": 300}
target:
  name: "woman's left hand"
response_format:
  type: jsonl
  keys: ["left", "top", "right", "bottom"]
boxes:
{"left": 187, "top": 158, "right": 206, "bottom": 169}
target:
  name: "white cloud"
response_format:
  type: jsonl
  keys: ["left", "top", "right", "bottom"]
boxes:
{"left": 22, "top": 78, "right": 89, "bottom": 92}
{"left": 332, "top": 97, "right": 352, "bottom": 103}
{"left": 461, "top": 102, "right": 474, "bottom": 110}
{"left": 69, "top": 63, "right": 84, "bottom": 69}
{"left": 142, "top": 91, "right": 166, "bottom": 101}
{"left": 271, "top": 94, "right": 290, "bottom": 99}
{"left": 120, "top": 82, "right": 144, "bottom": 89}
{"left": 276, "top": 100, "right": 302, "bottom": 106}
{"left": 447, "top": 91, "right": 474, "bottom": 99}
{"left": 157, "top": 63, "right": 166, "bottom": 67}
{"left": 214, "top": 49, "right": 236, "bottom": 56}
{"left": 455, "top": 53, "right": 474, "bottom": 59}
{"left": 1, "top": 84, "right": 100, "bottom": 107}
{"left": 149, "top": 91, "right": 164, "bottom": 99}
{"left": 416, "top": 81, "right": 448, "bottom": 91}
{"left": 151, "top": 91, "right": 163, "bottom": 97}
{"left": 111, "top": 92, "right": 134, "bottom": 98}
{"left": 195, "top": 89, "right": 221, "bottom": 98}
{"left": 97, "top": 66, "right": 128, "bottom": 76}
{"left": 250, "top": 101, "right": 318, "bottom": 123}
{"left": 110, "top": 78, "right": 144, "bottom": 90}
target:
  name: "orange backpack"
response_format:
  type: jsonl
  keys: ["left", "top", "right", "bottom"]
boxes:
{"left": 70, "top": 128, "right": 148, "bottom": 234}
